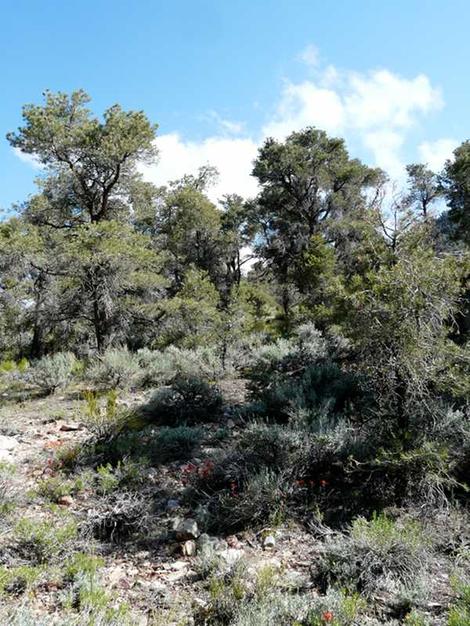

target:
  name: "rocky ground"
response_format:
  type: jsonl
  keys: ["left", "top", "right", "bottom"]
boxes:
{"left": 0, "top": 385, "right": 467, "bottom": 625}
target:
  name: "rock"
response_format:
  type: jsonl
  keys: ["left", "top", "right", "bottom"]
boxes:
{"left": 197, "top": 533, "right": 211, "bottom": 546}
{"left": 59, "top": 422, "right": 81, "bottom": 432}
{"left": 106, "top": 566, "right": 127, "bottom": 588}
{"left": 219, "top": 548, "right": 242, "bottom": 565}
{"left": 175, "top": 518, "right": 200, "bottom": 541}
{"left": 226, "top": 419, "right": 235, "bottom": 429}
{"left": 135, "top": 550, "right": 150, "bottom": 559}
{"left": 166, "top": 498, "right": 181, "bottom": 512}
{"left": 226, "top": 535, "right": 241, "bottom": 549}
{"left": 196, "top": 533, "right": 213, "bottom": 555}
{"left": 263, "top": 535, "right": 276, "bottom": 549}
{"left": 181, "top": 540, "right": 197, "bottom": 556}
{"left": 213, "top": 538, "right": 228, "bottom": 552}
{"left": 0, "top": 435, "right": 18, "bottom": 450}
{"left": 57, "top": 495, "right": 74, "bottom": 506}
{"left": 137, "top": 579, "right": 166, "bottom": 593}
{"left": 0, "top": 450, "right": 13, "bottom": 462}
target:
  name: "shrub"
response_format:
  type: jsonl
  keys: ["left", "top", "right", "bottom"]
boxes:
{"left": 28, "top": 352, "right": 77, "bottom": 394}
{"left": 81, "top": 389, "right": 128, "bottom": 440}
{"left": 151, "top": 425, "right": 203, "bottom": 463}
{"left": 202, "top": 468, "right": 290, "bottom": 533}
{"left": 0, "top": 359, "right": 16, "bottom": 373}
{"left": 231, "top": 587, "right": 365, "bottom": 626}
{"left": 314, "top": 513, "right": 430, "bottom": 596}
{"left": 36, "top": 476, "right": 74, "bottom": 502}
{"left": 86, "top": 347, "right": 142, "bottom": 390}
{"left": 448, "top": 580, "right": 470, "bottom": 626}
{"left": 0, "top": 462, "right": 17, "bottom": 515}
{"left": 13, "top": 517, "right": 77, "bottom": 564}
{"left": 64, "top": 553, "right": 104, "bottom": 581}
{"left": 236, "top": 423, "right": 312, "bottom": 476}
{"left": 251, "top": 362, "right": 363, "bottom": 424}
{"left": 194, "top": 557, "right": 248, "bottom": 625}
{"left": 141, "top": 376, "right": 223, "bottom": 425}
{"left": 308, "top": 589, "right": 366, "bottom": 626}
{"left": 0, "top": 564, "right": 44, "bottom": 596}
{"left": 138, "top": 345, "right": 224, "bottom": 387}
{"left": 229, "top": 593, "right": 311, "bottom": 626}
{"left": 94, "top": 459, "right": 146, "bottom": 495}
{"left": 83, "top": 491, "right": 148, "bottom": 542}
{"left": 247, "top": 325, "right": 363, "bottom": 423}
{"left": 373, "top": 442, "right": 460, "bottom": 509}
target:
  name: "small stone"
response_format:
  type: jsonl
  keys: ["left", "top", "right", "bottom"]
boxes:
{"left": 213, "top": 539, "right": 228, "bottom": 552}
{"left": 263, "top": 535, "right": 276, "bottom": 549}
{"left": 106, "top": 566, "right": 127, "bottom": 588}
{"left": 181, "top": 540, "right": 197, "bottom": 556}
{"left": 59, "top": 422, "right": 81, "bottom": 432}
{"left": 219, "top": 548, "right": 241, "bottom": 565}
{"left": 196, "top": 533, "right": 214, "bottom": 555}
{"left": 135, "top": 550, "right": 150, "bottom": 559}
{"left": 175, "top": 518, "right": 200, "bottom": 541}
{"left": 226, "top": 535, "right": 241, "bottom": 549}
{"left": 166, "top": 499, "right": 181, "bottom": 511}
{"left": 226, "top": 419, "right": 235, "bottom": 429}
{"left": 57, "top": 495, "right": 74, "bottom": 506}
{"left": 197, "top": 533, "right": 211, "bottom": 547}
{"left": 0, "top": 435, "right": 18, "bottom": 450}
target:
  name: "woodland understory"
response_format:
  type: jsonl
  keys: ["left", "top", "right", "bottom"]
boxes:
{"left": 0, "top": 91, "right": 469, "bottom": 625}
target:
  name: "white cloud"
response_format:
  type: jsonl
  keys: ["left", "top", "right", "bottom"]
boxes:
{"left": 14, "top": 46, "right": 448, "bottom": 194}
{"left": 345, "top": 71, "right": 442, "bottom": 130}
{"left": 263, "top": 81, "right": 345, "bottom": 138}
{"left": 418, "top": 138, "right": 458, "bottom": 171}
{"left": 140, "top": 133, "right": 259, "bottom": 204}
{"left": 262, "top": 66, "right": 443, "bottom": 177}
{"left": 363, "top": 130, "right": 405, "bottom": 179}
{"left": 12, "top": 147, "right": 43, "bottom": 169}
{"left": 206, "top": 110, "right": 245, "bottom": 135}
{"left": 298, "top": 44, "right": 320, "bottom": 67}
{"left": 141, "top": 62, "right": 444, "bottom": 199}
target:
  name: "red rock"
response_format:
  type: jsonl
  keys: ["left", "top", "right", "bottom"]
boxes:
{"left": 57, "top": 495, "right": 74, "bottom": 506}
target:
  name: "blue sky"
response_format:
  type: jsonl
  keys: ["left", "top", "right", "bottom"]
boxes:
{"left": 1, "top": 0, "right": 469, "bottom": 209}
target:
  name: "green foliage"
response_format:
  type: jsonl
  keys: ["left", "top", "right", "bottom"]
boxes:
{"left": 28, "top": 352, "right": 77, "bottom": 394}
{"left": 0, "top": 359, "right": 16, "bottom": 373}
{"left": 314, "top": 513, "right": 430, "bottom": 596}
{"left": 158, "top": 268, "right": 222, "bottom": 348}
{"left": 344, "top": 239, "right": 467, "bottom": 433}
{"left": 138, "top": 344, "right": 224, "bottom": 387}
{"left": 36, "top": 476, "right": 75, "bottom": 502}
{"left": 448, "top": 580, "right": 470, "bottom": 626}
{"left": 94, "top": 459, "right": 145, "bottom": 494}
{"left": 306, "top": 589, "right": 366, "bottom": 626}
{"left": 13, "top": 516, "right": 78, "bottom": 564}
{"left": 64, "top": 553, "right": 104, "bottom": 581}
{"left": 81, "top": 389, "right": 128, "bottom": 439}
{"left": 202, "top": 468, "right": 289, "bottom": 533}
{"left": 0, "top": 462, "right": 17, "bottom": 516}
{"left": 443, "top": 140, "right": 470, "bottom": 244}
{"left": 142, "top": 376, "right": 223, "bottom": 425}
{"left": 151, "top": 425, "right": 203, "bottom": 463}
{"left": 86, "top": 347, "right": 143, "bottom": 390}
{"left": 247, "top": 325, "right": 362, "bottom": 423}
{"left": 0, "top": 564, "right": 44, "bottom": 596}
